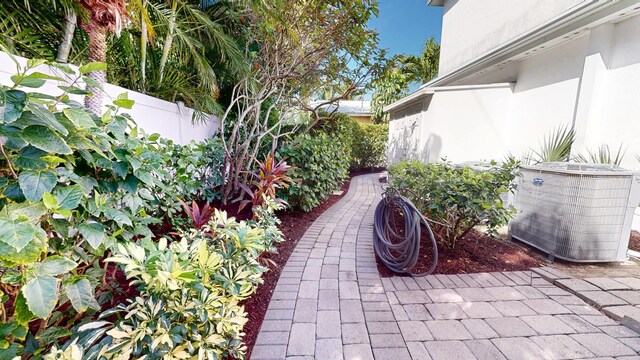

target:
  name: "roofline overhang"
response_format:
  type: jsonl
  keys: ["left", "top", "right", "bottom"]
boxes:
{"left": 384, "top": 82, "right": 513, "bottom": 113}
{"left": 427, "top": 0, "right": 445, "bottom": 6}
{"left": 430, "top": 0, "right": 640, "bottom": 87}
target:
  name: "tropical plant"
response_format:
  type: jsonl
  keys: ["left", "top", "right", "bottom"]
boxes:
{"left": 389, "top": 159, "right": 520, "bottom": 249}
{"left": 525, "top": 125, "right": 576, "bottom": 164}
{"left": 50, "top": 208, "right": 283, "bottom": 359}
{"left": 371, "top": 37, "right": 441, "bottom": 123}
{"left": 2, "top": 0, "right": 247, "bottom": 118}
{"left": 573, "top": 144, "right": 626, "bottom": 166}
{"left": 399, "top": 37, "right": 440, "bottom": 84}
{"left": 178, "top": 199, "right": 215, "bottom": 229}
{"left": 239, "top": 151, "right": 294, "bottom": 213}
{"left": 153, "top": 137, "right": 225, "bottom": 224}
{"left": 217, "top": 0, "right": 380, "bottom": 203}
{"left": 0, "top": 59, "right": 179, "bottom": 357}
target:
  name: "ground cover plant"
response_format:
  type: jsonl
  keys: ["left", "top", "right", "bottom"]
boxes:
{"left": 388, "top": 159, "right": 520, "bottom": 249}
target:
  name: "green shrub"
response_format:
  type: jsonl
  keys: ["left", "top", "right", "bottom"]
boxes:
{"left": 389, "top": 159, "right": 520, "bottom": 249}
{"left": 153, "top": 137, "right": 225, "bottom": 228}
{"left": 279, "top": 132, "right": 350, "bottom": 211}
{"left": 0, "top": 60, "right": 226, "bottom": 357}
{"left": 351, "top": 123, "right": 388, "bottom": 169}
{"left": 51, "top": 204, "right": 284, "bottom": 359}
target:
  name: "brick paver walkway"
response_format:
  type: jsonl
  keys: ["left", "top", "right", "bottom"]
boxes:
{"left": 251, "top": 174, "right": 640, "bottom": 359}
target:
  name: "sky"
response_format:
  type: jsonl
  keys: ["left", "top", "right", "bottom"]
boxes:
{"left": 369, "top": 0, "right": 444, "bottom": 58}
{"left": 361, "top": 0, "right": 443, "bottom": 99}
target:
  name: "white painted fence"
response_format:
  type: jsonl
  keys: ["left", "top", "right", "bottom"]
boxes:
{"left": 0, "top": 51, "right": 219, "bottom": 144}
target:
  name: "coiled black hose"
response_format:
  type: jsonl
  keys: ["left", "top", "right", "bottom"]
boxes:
{"left": 373, "top": 188, "right": 438, "bottom": 276}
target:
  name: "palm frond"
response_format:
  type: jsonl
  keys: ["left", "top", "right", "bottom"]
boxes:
{"left": 573, "top": 144, "right": 626, "bottom": 166}
{"left": 530, "top": 125, "right": 575, "bottom": 163}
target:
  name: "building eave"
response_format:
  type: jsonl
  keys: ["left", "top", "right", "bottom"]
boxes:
{"left": 384, "top": 83, "right": 513, "bottom": 113}
{"left": 430, "top": 0, "right": 640, "bottom": 87}
{"left": 383, "top": 88, "right": 434, "bottom": 113}
{"left": 427, "top": 0, "right": 445, "bottom": 6}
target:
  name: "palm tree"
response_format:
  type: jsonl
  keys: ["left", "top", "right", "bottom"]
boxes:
{"left": 399, "top": 37, "right": 440, "bottom": 84}
{"left": 76, "top": 0, "right": 128, "bottom": 115}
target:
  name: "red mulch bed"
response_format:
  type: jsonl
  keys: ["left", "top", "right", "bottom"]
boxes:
{"left": 241, "top": 178, "right": 352, "bottom": 359}
{"left": 375, "top": 210, "right": 546, "bottom": 277}
{"left": 629, "top": 230, "right": 640, "bottom": 252}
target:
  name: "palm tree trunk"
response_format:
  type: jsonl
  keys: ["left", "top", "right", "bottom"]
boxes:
{"left": 82, "top": 21, "right": 107, "bottom": 115}
{"left": 56, "top": 9, "right": 77, "bottom": 63}
{"left": 140, "top": 0, "right": 148, "bottom": 85}
{"left": 159, "top": 0, "right": 178, "bottom": 84}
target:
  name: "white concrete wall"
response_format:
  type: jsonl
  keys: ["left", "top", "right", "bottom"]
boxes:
{"left": 439, "top": 0, "right": 586, "bottom": 76}
{"left": 509, "top": 35, "right": 588, "bottom": 156}
{"left": 0, "top": 52, "right": 218, "bottom": 145}
{"left": 592, "top": 14, "right": 640, "bottom": 171}
{"left": 422, "top": 85, "right": 514, "bottom": 163}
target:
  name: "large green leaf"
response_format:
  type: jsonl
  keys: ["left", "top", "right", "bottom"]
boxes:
{"left": 22, "top": 276, "right": 59, "bottom": 319}
{"left": 54, "top": 185, "right": 84, "bottom": 210}
{"left": 31, "top": 256, "right": 77, "bottom": 277}
{"left": 15, "top": 146, "right": 47, "bottom": 170}
{"left": 14, "top": 293, "right": 35, "bottom": 325}
{"left": 65, "top": 277, "right": 98, "bottom": 313}
{"left": 27, "top": 104, "right": 69, "bottom": 136}
{"left": 18, "top": 170, "right": 57, "bottom": 202}
{"left": 11, "top": 72, "right": 64, "bottom": 88}
{"left": 0, "top": 226, "right": 46, "bottom": 266}
{"left": 19, "top": 125, "right": 72, "bottom": 154}
{"left": 0, "top": 201, "right": 47, "bottom": 222}
{"left": 79, "top": 62, "right": 107, "bottom": 75}
{"left": 63, "top": 108, "right": 96, "bottom": 129}
{"left": 103, "top": 208, "right": 132, "bottom": 227}
{"left": 37, "top": 326, "right": 72, "bottom": 344}
{"left": 3, "top": 89, "right": 26, "bottom": 122}
{"left": 2, "top": 184, "right": 25, "bottom": 202}
{"left": 0, "top": 125, "right": 27, "bottom": 149}
{"left": 77, "top": 222, "right": 106, "bottom": 249}
{"left": 0, "top": 216, "right": 36, "bottom": 252}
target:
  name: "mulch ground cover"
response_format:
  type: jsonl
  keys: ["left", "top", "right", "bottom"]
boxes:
{"left": 375, "top": 226, "right": 546, "bottom": 277}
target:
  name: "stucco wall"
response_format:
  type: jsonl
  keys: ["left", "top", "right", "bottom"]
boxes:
{"left": 508, "top": 35, "right": 588, "bottom": 156}
{"left": 421, "top": 86, "right": 515, "bottom": 163}
{"left": 0, "top": 52, "right": 219, "bottom": 145}
{"left": 439, "top": 0, "right": 586, "bottom": 76}
{"left": 594, "top": 14, "right": 640, "bottom": 170}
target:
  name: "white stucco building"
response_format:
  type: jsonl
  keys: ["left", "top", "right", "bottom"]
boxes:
{"left": 386, "top": 0, "right": 640, "bottom": 170}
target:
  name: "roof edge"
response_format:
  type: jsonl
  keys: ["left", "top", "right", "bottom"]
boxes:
{"left": 427, "top": 0, "right": 445, "bottom": 6}
{"left": 430, "top": 0, "right": 631, "bottom": 87}
{"left": 384, "top": 82, "right": 513, "bottom": 113}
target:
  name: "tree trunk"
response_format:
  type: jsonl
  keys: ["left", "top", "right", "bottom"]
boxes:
{"left": 140, "top": 0, "right": 148, "bottom": 85}
{"left": 56, "top": 9, "right": 77, "bottom": 63}
{"left": 82, "top": 21, "right": 107, "bottom": 115}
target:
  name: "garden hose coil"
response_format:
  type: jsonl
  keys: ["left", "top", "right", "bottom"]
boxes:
{"left": 373, "top": 188, "right": 438, "bottom": 276}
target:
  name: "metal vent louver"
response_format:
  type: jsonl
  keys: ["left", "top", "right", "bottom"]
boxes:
{"left": 509, "top": 163, "right": 640, "bottom": 262}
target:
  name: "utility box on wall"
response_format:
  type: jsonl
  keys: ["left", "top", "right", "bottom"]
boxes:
{"left": 509, "top": 163, "right": 640, "bottom": 262}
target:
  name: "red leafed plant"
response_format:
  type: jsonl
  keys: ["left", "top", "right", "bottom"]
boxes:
{"left": 178, "top": 199, "right": 216, "bottom": 229}
{"left": 239, "top": 151, "right": 294, "bottom": 212}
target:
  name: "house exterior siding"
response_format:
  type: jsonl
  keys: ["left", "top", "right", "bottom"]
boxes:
{"left": 439, "top": 0, "right": 587, "bottom": 75}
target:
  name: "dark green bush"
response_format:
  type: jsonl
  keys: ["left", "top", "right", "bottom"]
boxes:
{"left": 389, "top": 159, "right": 520, "bottom": 249}
{"left": 279, "top": 132, "right": 350, "bottom": 211}
{"left": 351, "top": 123, "right": 388, "bottom": 169}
